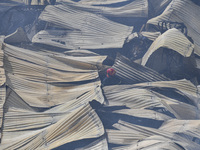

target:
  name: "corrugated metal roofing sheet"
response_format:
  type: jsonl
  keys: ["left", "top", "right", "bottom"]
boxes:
{"left": 1, "top": 104, "right": 105, "bottom": 149}
{"left": 109, "top": 120, "right": 200, "bottom": 150}
{"left": 0, "top": 36, "right": 6, "bottom": 134}
{"left": 112, "top": 53, "right": 169, "bottom": 84}
{"left": 57, "top": 0, "right": 148, "bottom": 18}
{"left": 147, "top": 0, "right": 200, "bottom": 56}
{"left": 1, "top": 0, "right": 200, "bottom": 149}
{"left": 3, "top": 44, "right": 105, "bottom": 107}
{"left": 103, "top": 87, "right": 165, "bottom": 109}
{"left": 133, "top": 79, "right": 198, "bottom": 97}
{"left": 112, "top": 109, "right": 172, "bottom": 121}
{"left": 23, "top": 0, "right": 53, "bottom": 5}
{"left": 141, "top": 28, "right": 194, "bottom": 66}
{"left": 103, "top": 84, "right": 200, "bottom": 119}
{"left": 33, "top": 4, "right": 133, "bottom": 49}
{"left": 141, "top": 31, "right": 161, "bottom": 41}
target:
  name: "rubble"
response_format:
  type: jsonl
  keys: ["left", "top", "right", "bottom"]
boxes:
{"left": 0, "top": 0, "right": 200, "bottom": 149}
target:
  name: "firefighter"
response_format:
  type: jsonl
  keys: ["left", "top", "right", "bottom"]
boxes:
{"left": 102, "top": 68, "right": 121, "bottom": 86}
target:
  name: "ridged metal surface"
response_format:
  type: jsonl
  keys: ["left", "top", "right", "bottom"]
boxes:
{"left": 141, "top": 28, "right": 194, "bottom": 65}
{"left": 23, "top": 0, "right": 52, "bottom": 5}
{"left": 133, "top": 79, "right": 198, "bottom": 97}
{"left": 108, "top": 120, "right": 200, "bottom": 150}
{"left": 1, "top": 1, "right": 200, "bottom": 150}
{"left": 57, "top": 0, "right": 148, "bottom": 18}
{"left": 104, "top": 87, "right": 164, "bottom": 109}
{"left": 103, "top": 83, "right": 200, "bottom": 119}
{"left": 112, "top": 53, "right": 169, "bottom": 84}
{"left": 112, "top": 109, "right": 172, "bottom": 121}
{"left": 0, "top": 36, "right": 6, "bottom": 133}
{"left": 33, "top": 4, "right": 133, "bottom": 49}
{"left": 147, "top": 0, "right": 200, "bottom": 56}
{"left": 141, "top": 31, "right": 161, "bottom": 41}
{"left": 1, "top": 104, "right": 105, "bottom": 150}
{"left": 3, "top": 44, "right": 105, "bottom": 107}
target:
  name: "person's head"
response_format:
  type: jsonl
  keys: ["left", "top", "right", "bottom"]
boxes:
{"left": 106, "top": 68, "right": 116, "bottom": 78}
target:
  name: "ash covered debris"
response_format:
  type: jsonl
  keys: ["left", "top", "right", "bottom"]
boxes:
{"left": 0, "top": 0, "right": 200, "bottom": 150}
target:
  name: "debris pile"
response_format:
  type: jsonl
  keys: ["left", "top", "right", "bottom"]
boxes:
{"left": 0, "top": 0, "right": 200, "bottom": 149}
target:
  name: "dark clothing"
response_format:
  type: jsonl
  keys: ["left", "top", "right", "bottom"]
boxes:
{"left": 102, "top": 75, "right": 121, "bottom": 86}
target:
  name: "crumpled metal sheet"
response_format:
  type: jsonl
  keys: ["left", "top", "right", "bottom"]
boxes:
{"left": 57, "top": 0, "right": 148, "bottom": 18}
{"left": 1, "top": 103, "right": 105, "bottom": 150}
{"left": 147, "top": 0, "right": 200, "bottom": 56}
{"left": 3, "top": 43, "right": 105, "bottom": 107}
{"left": 0, "top": 36, "right": 6, "bottom": 134}
{"left": 112, "top": 53, "right": 169, "bottom": 84}
{"left": 103, "top": 83, "right": 200, "bottom": 119}
{"left": 108, "top": 120, "right": 200, "bottom": 150}
{"left": 23, "top": 0, "right": 54, "bottom": 5}
{"left": 141, "top": 28, "right": 194, "bottom": 66}
{"left": 112, "top": 109, "right": 172, "bottom": 121}
{"left": 1, "top": 0, "right": 200, "bottom": 150}
{"left": 33, "top": 4, "right": 133, "bottom": 49}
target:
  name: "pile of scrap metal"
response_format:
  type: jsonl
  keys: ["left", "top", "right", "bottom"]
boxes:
{"left": 0, "top": 0, "right": 200, "bottom": 149}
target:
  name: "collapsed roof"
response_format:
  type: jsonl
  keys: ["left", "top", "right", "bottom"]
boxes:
{"left": 0, "top": 0, "right": 200, "bottom": 149}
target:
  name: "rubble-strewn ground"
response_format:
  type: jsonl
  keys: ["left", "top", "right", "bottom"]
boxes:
{"left": 0, "top": 0, "right": 200, "bottom": 150}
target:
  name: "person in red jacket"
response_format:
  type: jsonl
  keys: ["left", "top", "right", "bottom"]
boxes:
{"left": 102, "top": 68, "right": 121, "bottom": 86}
{"left": 106, "top": 68, "right": 116, "bottom": 78}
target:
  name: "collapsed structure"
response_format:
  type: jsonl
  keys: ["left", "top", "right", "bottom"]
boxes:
{"left": 0, "top": 0, "right": 200, "bottom": 149}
